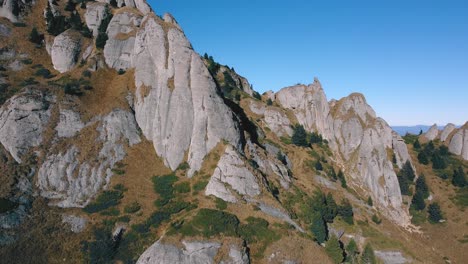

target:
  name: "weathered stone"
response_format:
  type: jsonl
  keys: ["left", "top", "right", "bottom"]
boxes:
{"left": 85, "top": 2, "right": 108, "bottom": 37}
{"left": 55, "top": 109, "right": 85, "bottom": 138}
{"left": 205, "top": 145, "right": 260, "bottom": 202}
{"left": 440, "top": 123, "right": 456, "bottom": 142}
{"left": 62, "top": 215, "right": 87, "bottom": 233}
{"left": 51, "top": 29, "right": 82, "bottom": 73}
{"left": 448, "top": 123, "right": 468, "bottom": 160}
{"left": 0, "top": 23, "right": 10, "bottom": 37}
{"left": 137, "top": 240, "right": 221, "bottom": 264}
{"left": 0, "top": 89, "right": 54, "bottom": 163}
{"left": 375, "top": 250, "right": 409, "bottom": 264}
{"left": 423, "top": 124, "right": 439, "bottom": 141}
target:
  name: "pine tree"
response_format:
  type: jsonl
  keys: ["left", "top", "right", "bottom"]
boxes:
{"left": 367, "top": 196, "right": 373, "bottom": 206}
{"left": 417, "top": 151, "right": 429, "bottom": 165}
{"left": 413, "top": 138, "right": 421, "bottom": 149}
{"left": 401, "top": 160, "right": 416, "bottom": 182}
{"left": 452, "top": 166, "right": 467, "bottom": 187}
{"left": 266, "top": 98, "right": 273, "bottom": 106}
{"left": 292, "top": 124, "right": 308, "bottom": 147}
{"left": 428, "top": 202, "right": 443, "bottom": 223}
{"left": 361, "top": 243, "right": 377, "bottom": 264}
{"left": 431, "top": 153, "right": 447, "bottom": 169}
{"left": 311, "top": 213, "right": 327, "bottom": 244}
{"left": 325, "top": 235, "right": 344, "bottom": 264}
{"left": 315, "top": 160, "right": 323, "bottom": 171}
{"left": 415, "top": 174, "right": 429, "bottom": 199}
{"left": 65, "top": 0, "right": 76, "bottom": 12}
{"left": 28, "top": 27, "right": 43, "bottom": 45}
{"left": 397, "top": 174, "right": 410, "bottom": 195}
{"left": 411, "top": 191, "right": 425, "bottom": 211}
{"left": 338, "top": 199, "right": 354, "bottom": 225}
{"left": 337, "top": 170, "right": 347, "bottom": 188}
{"left": 345, "top": 239, "right": 358, "bottom": 263}
{"left": 324, "top": 193, "right": 337, "bottom": 223}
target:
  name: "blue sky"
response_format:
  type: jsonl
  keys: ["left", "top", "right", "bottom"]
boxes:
{"left": 149, "top": 0, "right": 468, "bottom": 126}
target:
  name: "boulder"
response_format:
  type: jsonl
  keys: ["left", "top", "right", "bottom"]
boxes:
{"left": 205, "top": 145, "right": 260, "bottom": 202}
{"left": 51, "top": 29, "right": 82, "bottom": 73}
{"left": 137, "top": 240, "right": 221, "bottom": 264}
{"left": 0, "top": 89, "right": 55, "bottom": 163}
{"left": 423, "top": 124, "right": 439, "bottom": 141}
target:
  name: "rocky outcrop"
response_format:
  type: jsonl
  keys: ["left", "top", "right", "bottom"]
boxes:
{"left": 0, "top": 0, "right": 32, "bottom": 22}
{"left": 440, "top": 123, "right": 456, "bottom": 142}
{"left": 0, "top": 23, "right": 10, "bottom": 37}
{"left": 62, "top": 215, "right": 87, "bottom": 233}
{"left": 0, "top": 89, "right": 55, "bottom": 163}
{"left": 37, "top": 109, "right": 141, "bottom": 207}
{"left": 275, "top": 80, "right": 411, "bottom": 226}
{"left": 50, "top": 30, "right": 82, "bottom": 73}
{"left": 132, "top": 15, "right": 242, "bottom": 176}
{"left": 104, "top": 11, "right": 142, "bottom": 70}
{"left": 137, "top": 240, "right": 221, "bottom": 264}
{"left": 85, "top": 2, "right": 109, "bottom": 37}
{"left": 137, "top": 239, "right": 249, "bottom": 264}
{"left": 375, "top": 250, "right": 409, "bottom": 264}
{"left": 423, "top": 124, "right": 439, "bottom": 141}
{"left": 55, "top": 109, "right": 85, "bottom": 138}
{"left": 205, "top": 145, "right": 260, "bottom": 203}
{"left": 448, "top": 123, "right": 468, "bottom": 160}
{"left": 249, "top": 101, "right": 293, "bottom": 137}
{"left": 219, "top": 65, "right": 254, "bottom": 96}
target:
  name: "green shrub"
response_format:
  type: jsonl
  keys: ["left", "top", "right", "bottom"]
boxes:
{"left": 152, "top": 174, "right": 177, "bottom": 206}
{"left": 371, "top": 214, "right": 381, "bottom": 224}
{"left": 325, "top": 235, "right": 344, "bottom": 264}
{"left": 82, "top": 70, "right": 92, "bottom": 78}
{"left": 21, "top": 59, "right": 33, "bottom": 65}
{"left": 124, "top": 202, "right": 141, "bottom": 214}
{"left": 215, "top": 197, "right": 228, "bottom": 210}
{"left": 35, "top": 68, "right": 52, "bottom": 78}
{"left": 174, "top": 182, "right": 190, "bottom": 193}
{"left": 266, "top": 98, "right": 273, "bottom": 106}
{"left": 361, "top": 243, "right": 377, "bottom": 264}
{"left": 13, "top": 22, "right": 27, "bottom": 27}
{"left": 177, "top": 162, "right": 190, "bottom": 171}
{"left": 83, "top": 190, "right": 124, "bottom": 213}
{"left": 29, "top": 27, "right": 43, "bottom": 45}
{"left": 252, "top": 91, "right": 261, "bottom": 100}
{"left": 238, "top": 217, "right": 280, "bottom": 257}
{"left": 192, "top": 180, "right": 208, "bottom": 193}
{"left": 178, "top": 209, "right": 239, "bottom": 237}
{"left": 100, "top": 207, "right": 120, "bottom": 216}
{"left": 118, "top": 69, "right": 126, "bottom": 75}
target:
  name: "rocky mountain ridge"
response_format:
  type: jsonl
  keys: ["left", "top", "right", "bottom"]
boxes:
{"left": 0, "top": 0, "right": 467, "bottom": 263}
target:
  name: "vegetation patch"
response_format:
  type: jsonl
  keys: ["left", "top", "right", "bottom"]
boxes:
{"left": 177, "top": 208, "right": 239, "bottom": 237}
{"left": 83, "top": 190, "right": 124, "bottom": 214}
{"left": 152, "top": 173, "right": 178, "bottom": 206}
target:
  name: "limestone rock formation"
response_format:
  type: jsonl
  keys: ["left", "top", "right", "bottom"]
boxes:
{"left": 423, "top": 124, "right": 439, "bottom": 141}
{"left": 132, "top": 15, "right": 242, "bottom": 176}
{"left": 219, "top": 65, "right": 254, "bottom": 96}
{"left": 440, "top": 123, "right": 456, "bottom": 142}
{"left": 205, "top": 145, "right": 260, "bottom": 203}
{"left": 0, "top": 0, "right": 32, "bottom": 22}
{"left": 84, "top": 2, "right": 109, "bottom": 37}
{"left": 448, "top": 123, "right": 468, "bottom": 160}
{"left": 37, "top": 109, "right": 141, "bottom": 207}
{"left": 275, "top": 80, "right": 410, "bottom": 226}
{"left": 0, "top": 89, "right": 55, "bottom": 163}
{"left": 55, "top": 109, "right": 85, "bottom": 138}
{"left": 137, "top": 240, "right": 217, "bottom": 264}
{"left": 103, "top": 11, "right": 142, "bottom": 70}
{"left": 249, "top": 101, "right": 293, "bottom": 137}
{"left": 50, "top": 30, "right": 82, "bottom": 73}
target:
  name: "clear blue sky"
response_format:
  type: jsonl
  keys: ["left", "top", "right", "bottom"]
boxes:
{"left": 149, "top": 0, "right": 468, "bottom": 126}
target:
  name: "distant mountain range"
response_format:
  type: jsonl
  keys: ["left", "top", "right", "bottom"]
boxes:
{"left": 391, "top": 125, "right": 459, "bottom": 136}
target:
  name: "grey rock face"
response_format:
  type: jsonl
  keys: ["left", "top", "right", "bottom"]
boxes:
{"left": 51, "top": 29, "right": 82, "bottom": 73}
{"left": 249, "top": 101, "right": 292, "bottom": 137}
{"left": 55, "top": 109, "right": 85, "bottom": 138}
{"left": 37, "top": 109, "right": 141, "bottom": 207}
{"left": 440, "top": 123, "right": 456, "bottom": 142}
{"left": 137, "top": 240, "right": 221, "bottom": 264}
{"left": 423, "top": 124, "right": 439, "bottom": 141}
{"left": 0, "top": 0, "right": 32, "bottom": 22}
{"left": 0, "top": 89, "right": 54, "bottom": 163}
{"left": 62, "top": 215, "right": 87, "bottom": 233}
{"left": 205, "top": 145, "right": 260, "bottom": 202}
{"left": 448, "top": 123, "right": 468, "bottom": 160}
{"left": 104, "top": 11, "right": 142, "bottom": 70}
{"left": 275, "top": 80, "right": 411, "bottom": 226}
{"left": 219, "top": 65, "right": 253, "bottom": 96}
{"left": 85, "top": 2, "right": 108, "bottom": 37}
{"left": 123, "top": 0, "right": 152, "bottom": 14}
{"left": 132, "top": 15, "right": 242, "bottom": 176}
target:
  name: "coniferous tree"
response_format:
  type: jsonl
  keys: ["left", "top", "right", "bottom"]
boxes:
{"left": 397, "top": 174, "right": 410, "bottom": 195}
{"left": 428, "top": 202, "right": 443, "bottom": 223}
{"left": 413, "top": 138, "right": 421, "bottom": 149}
{"left": 266, "top": 98, "right": 273, "bottom": 106}
{"left": 417, "top": 151, "right": 429, "bottom": 165}
{"left": 337, "top": 170, "right": 347, "bottom": 188}
{"left": 361, "top": 243, "right": 377, "bottom": 264}
{"left": 324, "top": 193, "right": 338, "bottom": 223}
{"left": 345, "top": 239, "right": 358, "bottom": 263}
{"left": 401, "top": 160, "right": 416, "bottom": 182}
{"left": 311, "top": 213, "right": 327, "bottom": 244}
{"left": 338, "top": 199, "right": 354, "bottom": 225}
{"left": 315, "top": 160, "right": 323, "bottom": 171}
{"left": 367, "top": 196, "right": 373, "bottom": 206}
{"left": 411, "top": 191, "right": 425, "bottom": 211}
{"left": 65, "top": 0, "right": 76, "bottom": 12}
{"left": 431, "top": 153, "right": 446, "bottom": 169}
{"left": 28, "top": 27, "right": 43, "bottom": 45}
{"left": 292, "top": 124, "right": 308, "bottom": 147}
{"left": 415, "top": 174, "right": 429, "bottom": 199}
{"left": 452, "top": 166, "right": 467, "bottom": 187}
{"left": 325, "top": 235, "right": 344, "bottom": 264}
